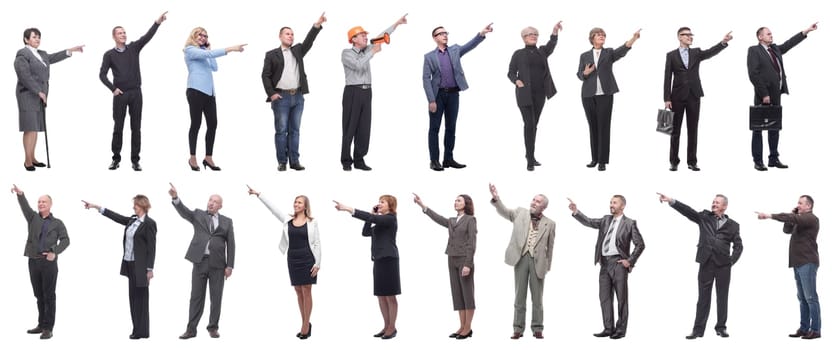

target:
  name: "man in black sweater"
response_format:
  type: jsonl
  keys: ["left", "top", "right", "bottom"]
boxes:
{"left": 99, "top": 11, "right": 167, "bottom": 171}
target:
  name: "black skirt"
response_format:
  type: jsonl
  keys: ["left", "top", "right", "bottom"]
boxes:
{"left": 372, "top": 257, "right": 401, "bottom": 296}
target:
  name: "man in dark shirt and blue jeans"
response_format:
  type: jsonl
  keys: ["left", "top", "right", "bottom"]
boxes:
{"left": 756, "top": 195, "right": 821, "bottom": 340}
{"left": 99, "top": 11, "right": 167, "bottom": 171}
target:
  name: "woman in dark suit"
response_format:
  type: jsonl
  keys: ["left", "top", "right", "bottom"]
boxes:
{"left": 82, "top": 195, "right": 157, "bottom": 339}
{"left": 334, "top": 195, "right": 400, "bottom": 339}
{"left": 507, "top": 22, "right": 561, "bottom": 171}
{"left": 413, "top": 193, "right": 477, "bottom": 339}
{"left": 13, "top": 28, "right": 83, "bottom": 171}
{"left": 576, "top": 28, "right": 640, "bottom": 171}
{"left": 248, "top": 186, "right": 320, "bottom": 339}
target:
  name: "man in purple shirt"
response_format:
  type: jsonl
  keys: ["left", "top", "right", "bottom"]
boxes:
{"left": 422, "top": 23, "right": 492, "bottom": 171}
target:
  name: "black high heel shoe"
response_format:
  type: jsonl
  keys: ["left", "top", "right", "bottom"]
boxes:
{"left": 203, "top": 159, "right": 221, "bottom": 171}
{"left": 299, "top": 323, "right": 312, "bottom": 339}
{"left": 456, "top": 330, "right": 473, "bottom": 339}
{"left": 24, "top": 164, "right": 36, "bottom": 171}
{"left": 188, "top": 160, "right": 200, "bottom": 171}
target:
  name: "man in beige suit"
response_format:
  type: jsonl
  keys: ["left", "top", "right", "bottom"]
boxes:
{"left": 489, "top": 183, "right": 556, "bottom": 340}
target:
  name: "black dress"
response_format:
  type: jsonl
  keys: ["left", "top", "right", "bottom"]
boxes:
{"left": 287, "top": 221, "right": 317, "bottom": 286}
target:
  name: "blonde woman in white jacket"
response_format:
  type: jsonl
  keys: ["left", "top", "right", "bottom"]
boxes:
{"left": 248, "top": 186, "right": 320, "bottom": 339}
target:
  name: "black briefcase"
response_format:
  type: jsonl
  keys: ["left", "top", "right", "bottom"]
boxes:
{"left": 749, "top": 105, "right": 782, "bottom": 131}
{"left": 656, "top": 108, "right": 674, "bottom": 135}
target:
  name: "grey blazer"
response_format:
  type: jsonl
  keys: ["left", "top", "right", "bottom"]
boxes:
{"left": 172, "top": 199, "right": 236, "bottom": 269}
{"left": 492, "top": 199, "right": 556, "bottom": 280}
{"left": 572, "top": 211, "right": 645, "bottom": 270}
{"left": 423, "top": 208, "right": 477, "bottom": 267}
{"left": 17, "top": 194, "right": 70, "bottom": 258}
{"left": 14, "top": 47, "right": 69, "bottom": 131}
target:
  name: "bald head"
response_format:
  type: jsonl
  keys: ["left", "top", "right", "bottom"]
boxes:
{"left": 207, "top": 194, "right": 223, "bottom": 214}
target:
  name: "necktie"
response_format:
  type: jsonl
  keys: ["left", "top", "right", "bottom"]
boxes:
{"left": 681, "top": 48, "right": 689, "bottom": 69}
{"left": 768, "top": 47, "right": 781, "bottom": 73}
{"left": 38, "top": 219, "right": 50, "bottom": 252}
{"left": 208, "top": 214, "right": 215, "bottom": 233}
{"left": 602, "top": 219, "right": 616, "bottom": 254}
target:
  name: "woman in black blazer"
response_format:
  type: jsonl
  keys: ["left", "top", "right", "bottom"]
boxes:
{"left": 83, "top": 195, "right": 157, "bottom": 339}
{"left": 577, "top": 28, "right": 640, "bottom": 171}
{"left": 413, "top": 193, "right": 477, "bottom": 339}
{"left": 335, "top": 195, "right": 400, "bottom": 339}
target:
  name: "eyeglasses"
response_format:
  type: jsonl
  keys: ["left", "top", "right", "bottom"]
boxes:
{"left": 679, "top": 33, "right": 694, "bottom": 37}
{"left": 433, "top": 31, "right": 449, "bottom": 37}
{"left": 198, "top": 33, "right": 209, "bottom": 39}
{"left": 523, "top": 33, "right": 539, "bottom": 37}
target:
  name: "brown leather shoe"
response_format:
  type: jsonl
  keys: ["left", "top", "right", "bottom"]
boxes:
{"left": 533, "top": 331, "right": 544, "bottom": 339}
{"left": 209, "top": 329, "right": 220, "bottom": 338}
{"left": 179, "top": 331, "right": 196, "bottom": 339}
{"left": 510, "top": 332, "right": 523, "bottom": 339}
{"left": 802, "top": 331, "right": 821, "bottom": 340}
{"left": 40, "top": 330, "right": 53, "bottom": 339}
{"left": 27, "top": 327, "right": 43, "bottom": 334}
{"left": 789, "top": 329, "right": 808, "bottom": 338}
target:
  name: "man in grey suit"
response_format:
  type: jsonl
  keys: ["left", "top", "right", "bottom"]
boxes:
{"left": 13, "top": 28, "right": 83, "bottom": 171}
{"left": 569, "top": 195, "right": 645, "bottom": 339}
{"left": 168, "top": 183, "right": 235, "bottom": 340}
{"left": 421, "top": 23, "right": 492, "bottom": 171}
{"left": 11, "top": 184, "right": 70, "bottom": 340}
{"left": 489, "top": 183, "right": 556, "bottom": 339}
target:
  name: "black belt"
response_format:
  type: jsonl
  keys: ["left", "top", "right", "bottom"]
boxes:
{"left": 348, "top": 84, "right": 372, "bottom": 90}
{"left": 603, "top": 254, "right": 622, "bottom": 261}
{"left": 439, "top": 87, "right": 460, "bottom": 93}
{"left": 277, "top": 88, "right": 298, "bottom": 95}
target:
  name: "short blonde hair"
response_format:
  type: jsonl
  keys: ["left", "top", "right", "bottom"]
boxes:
{"left": 184, "top": 27, "right": 207, "bottom": 50}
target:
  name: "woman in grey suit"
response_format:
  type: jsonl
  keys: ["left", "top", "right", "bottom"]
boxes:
{"left": 13, "top": 28, "right": 83, "bottom": 171}
{"left": 413, "top": 193, "right": 477, "bottom": 340}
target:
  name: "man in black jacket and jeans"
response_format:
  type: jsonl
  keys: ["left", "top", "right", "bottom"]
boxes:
{"left": 658, "top": 193, "right": 743, "bottom": 340}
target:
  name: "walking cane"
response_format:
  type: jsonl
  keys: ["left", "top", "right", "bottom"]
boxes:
{"left": 42, "top": 101, "right": 51, "bottom": 168}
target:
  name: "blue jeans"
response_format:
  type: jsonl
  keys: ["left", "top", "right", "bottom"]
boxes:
{"left": 794, "top": 263, "right": 821, "bottom": 333}
{"left": 428, "top": 90, "right": 460, "bottom": 162}
{"left": 271, "top": 94, "right": 304, "bottom": 164}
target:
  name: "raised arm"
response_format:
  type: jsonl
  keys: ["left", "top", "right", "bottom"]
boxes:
{"left": 133, "top": 13, "right": 165, "bottom": 50}
{"left": 489, "top": 183, "right": 516, "bottom": 222}
{"left": 169, "top": 183, "right": 195, "bottom": 222}
{"left": 658, "top": 192, "right": 702, "bottom": 224}
{"left": 300, "top": 13, "right": 326, "bottom": 56}
{"left": 12, "top": 185, "right": 36, "bottom": 222}
{"left": 539, "top": 21, "right": 562, "bottom": 57}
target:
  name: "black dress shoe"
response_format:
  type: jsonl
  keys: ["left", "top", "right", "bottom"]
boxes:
{"left": 278, "top": 163, "right": 287, "bottom": 172}
{"left": 610, "top": 332, "right": 626, "bottom": 339}
{"left": 179, "top": 331, "right": 196, "bottom": 339}
{"left": 132, "top": 162, "right": 142, "bottom": 171}
{"left": 789, "top": 329, "right": 808, "bottom": 338}
{"left": 108, "top": 160, "right": 120, "bottom": 170}
{"left": 27, "top": 327, "right": 44, "bottom": 334}
{"left": 586, "top": 161, "right": 598, "bottom": 168}
{"left": 373, "top": 330, "right": 385, "bottom": 337}
{"left": 532, "top": 160, "right": 542, "bottom": 166}
{"left": 298, "top": 323, "right": 312, "bottom": 339}
{"left": 754, "top": 163, "right": 768, "bottom": 171}
{"left": 188, "top": 160, "right": 200, "bottom": 171}
{"left": 381, "top": 329, "right": 397, "bottom": 339}
{"left": 208, "top": 329, "right": 220, "bottom": 338}
{"left": 33, "top": 161, "right": 47, "bottom": 167}
{"left": 688, "top": 164, "right": 700, "bottom": 171}
{"left": 768, "top": 160, "right": 789, "bottom": 169}
{"left": 449, "top": 332, "right": 459, "bottom": 338}
{"left": 456, "top": 330, "right": 473, "bottom": 339}
{"left": 802, "top": 330, "right": 821, "bottom": 339}
{"left": 354, "top": 163, "right": 372, "bottom": 171}
{"left": 430, "top": 161, "right": 444, "bottom": 171}
{"left": 527, "top": 163, "right": 534, "bottom": 171}
{"left": 593, "top": 330, "right": 613, "bottom": 337}
{"left": 290, "top": 163, "right": 305, "bottom": 171}
{"left": 343, "top": 164, "right": 352, "bottom": 171}
{"left": 685, "top": 332, "right": 703, "bottom": 339}
{"left": 716, "top": 329, "right": 729, "bottom": 338}
{"left": 670, "top": 164, "right": 678, "bottom": 171}
{"left": 533, "top": 331, "right": 544, "bottom": 339}
{"left": 129, "top": 334, "right": 141, "bottom": 340}
{"left": 24, "top": 164, "right": 36, "bottom": 171}
{"left": 598, "top": 163, "right": 606, "bottom": 171}
{"left": 443, "top": 159, "right": 466, "bottom": 169}
{"left": 40, "top": 330, "right": 53, "bottom": 339}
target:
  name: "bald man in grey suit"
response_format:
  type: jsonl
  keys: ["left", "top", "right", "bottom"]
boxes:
{"left": 169, "top": 184, "right": 235, "bottom": 340}
{"left": 489, "top": 183, "right": 556, "bottom": 340}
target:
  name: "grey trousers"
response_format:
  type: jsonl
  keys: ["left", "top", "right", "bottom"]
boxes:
{"left": 186, "top": 256, "right": 225, "bottom": 332}
{"left": 448, "top": 256, "right": 475, "bottom": 310}
{"left": 513, "top": 253, "right": 545, "bottom": 333}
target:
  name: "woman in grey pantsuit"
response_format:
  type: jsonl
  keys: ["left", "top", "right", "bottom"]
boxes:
{"left": 413, "top": 193, "right": 477, "bottom": 340}
{"left": 13, "top": 28, "right": 82, "bottom": 171}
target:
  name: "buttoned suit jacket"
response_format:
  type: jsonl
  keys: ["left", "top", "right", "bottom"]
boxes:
{"left": 663, "top": 42, "right": 727, "bottom": 101}
{"left": 747, "top": 32, "right": 807, "bottom": 99}
{"left": 572, "top": 211, "right": 645, "bottom": 271}
{"left": 577, "top": 44, "right": 631, "bottom": 98}
{"left": 492, "top": 198, "right": 556, "bottom": 280}
{"left": 102, "top": 209, "right": 157, "bottom": 288}
{"left": 172, "top": 199, "right": 235, "bottom": 269}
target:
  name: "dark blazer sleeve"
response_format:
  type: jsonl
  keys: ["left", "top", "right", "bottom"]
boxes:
{"left": 299, "top": 25, "right": 322, "bottom": 57}
{"left": 627, "top": 219, "right": 645, "bottom": 266}
{"left": 697, "top": 42, "right": 727, "bottom": 61}
{"left": 772, "top": 212, "right": 818, "bottom": 234}
{"left": 611, "top": 44, "right": 631, "bottom": 62}
{"left": 145, "top": 218, "right": 158, "bottom": 270}
{"left": 102, "top": 209, "right": 132, "bottom": 226}
{"left": 669, "top": 200, "right": 702, "bottom": 224}
{"left": 225, "top": 218, "right": 235, "bottom": 268}
{"left": 17, "top": 193, "right": 36, "bottom": 223}
{"left": 52, "top": 220, "right": 70, "bottom": 254}
{"left": 354, "top": 209, "right": 396, "bottom": 226}
{"left": 577, "top": 51, "right": 591, "bottom": 81}
{"left": 730, "top": 222, "right": 742, "bottom": 265}
{"left": 540, "top": 34, "right": 558, "bottom": 57}
{"left": 46, "top": 50, "right": 69, "bottom": 64}
{"left": 572, "top": 210, "right": 602, "bottom": 229}
{"left": 172, "top": 198, "right": 196, "bottom": 223}
{"left": 663, "top": 51, "right": 674, "bottom": 101}
{"left": 778, "top": 32, "right": 808, "bottom": 55}
{"left": 507, "top": 50, "right": 521, "bottom": 84}
{"left": 747, "top": 46, "right": 769, "bottom": 98}
{"left": 261, "top": 50, "right": 278, "bottom": 100}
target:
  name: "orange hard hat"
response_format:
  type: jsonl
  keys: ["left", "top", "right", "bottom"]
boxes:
{"left": 347, "top": 26, "right": 368, "bottom": 43}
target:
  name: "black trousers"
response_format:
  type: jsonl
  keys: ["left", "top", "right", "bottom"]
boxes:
{"left": 111, "top": 89, "right": 143, "bottom": 163}
{"left": 518, "top": 92, "right": 546, "bottom": 163}
{"left": 669, "top": 96, "right": 701, "bottom": 166}
{"left": 126, "top": 261, "right": 150, "bottom": 337}
{"left": 582, "top": 95, "right": 614, "bottom": 164}
{"left": 751, "top": 92, "right": 782, "bottom": 163}
{"left": 341, "top": 85, "right": 372, "bottom": 167}
{"left": 187, "top": 256, "right": 225, "bottom": 333}
{"left": 599, "top": 255, "right": 629, "bottom": 333}
{"left": 28, "top": 257, "right": 58, "bottom": 331}
{"left": 693, "top": 258, "right": 731, "bottom": 334}
{"left": 186, "top": 88, "right": 218, "bottom": 156}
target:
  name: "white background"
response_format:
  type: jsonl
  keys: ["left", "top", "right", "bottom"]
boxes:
{"left": 0, "top": 0, "right": 828, "bottom": 349}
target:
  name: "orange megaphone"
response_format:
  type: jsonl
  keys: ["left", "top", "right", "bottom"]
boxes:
{"left": 370, "top": 33, "right": 390, "bottom": 45}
